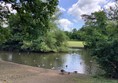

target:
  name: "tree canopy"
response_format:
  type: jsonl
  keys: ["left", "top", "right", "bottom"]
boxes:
{"left": 80, "top": 1, "right": 118, "bottom": 78}
{"left": 0, "top": 0, "right": 68, "bottom": 52}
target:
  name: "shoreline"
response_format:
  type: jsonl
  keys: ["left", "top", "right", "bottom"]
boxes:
{"left": 69, "top": 47, "right": 84, "bottom": 49}
{"left": 0, "top": 60, "right": 87, "bottom": 83}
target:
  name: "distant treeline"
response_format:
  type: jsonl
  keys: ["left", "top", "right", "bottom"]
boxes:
{"left": 64, "top": 28, "right": 83, "bottom": 41}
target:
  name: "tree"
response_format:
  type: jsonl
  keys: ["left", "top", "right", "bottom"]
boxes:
{"left": 0, "top": 0, "right": 68, "bottom": 52}
{"left": 0, "top": 1, "right": 11, "bottom": 43}
{"left": 80, "top": 1, "right": 118, "bottom": 78}
{"left": 81, "top": 11, "right": 108, "bottom": 48}
{"left": 64, "top": 28, "right": 82, "bottom": 41}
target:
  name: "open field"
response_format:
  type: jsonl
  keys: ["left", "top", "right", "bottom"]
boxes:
{"left": 0, "top": 60, "right": 117, "bottom": 83}
{"left": 67, "top": 41, "right": 84, "bottom": 48}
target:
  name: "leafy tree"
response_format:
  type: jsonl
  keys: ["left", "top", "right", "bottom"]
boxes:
{"left": 26, "top": 22, "right": 68, "bottom": 52}
{"left": 80, "top": 1, "right": 118, "bottom": 78}
{"left": 64, "top": 28, "right": 82, "bottom": 41}
{"left": 0, "top": 0, "right": 69, "bottom": 52}
{"left": 0, "top": 1, "right": 11, "bottom": 43}
{"left": 81, "top": 11, "right": 108, "bottom": 48}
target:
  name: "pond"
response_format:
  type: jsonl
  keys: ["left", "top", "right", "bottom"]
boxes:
{"left": 0, "top": 49, "right": 99, "bottom": 75}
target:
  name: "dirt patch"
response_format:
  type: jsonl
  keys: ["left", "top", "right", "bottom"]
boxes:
{"left": 0, "top": 60, "right": 88, "bottom": 83}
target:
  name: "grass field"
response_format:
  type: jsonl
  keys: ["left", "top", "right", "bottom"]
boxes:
{"left": 67, "top": 41, "right": 84, "bottom": 48}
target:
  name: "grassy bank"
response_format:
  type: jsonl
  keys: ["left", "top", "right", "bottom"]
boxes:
{"left": 73, "top": 77, "right": 118, "bottom": 83}
{"left": 67, "top": 41, "right": 84, "bottom": 48}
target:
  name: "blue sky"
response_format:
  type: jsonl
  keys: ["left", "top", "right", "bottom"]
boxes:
{"left": 57, "top": 0, "right": 115, "bottom": 31}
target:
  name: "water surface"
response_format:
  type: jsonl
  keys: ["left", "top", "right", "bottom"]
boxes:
{"left": 0, "top": 49, "right": 98, "bottom": 74}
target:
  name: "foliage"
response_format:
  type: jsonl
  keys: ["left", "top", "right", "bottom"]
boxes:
{"left": 93, "top": 39, "right": 118, "bottom": 78}
{"left": 64, "top": 28, "right": 82, "bottom": 41}
{"left": 0, "top": 1, "right": 11, "bottom": 43}
{"left": 21, "top": 23, "right": 68, "bottom": 52}
{"left": 0, "top": 28, "right": 11, "bottom": 43}
{"left": 0, "top": 0, "right": 68, "bottom": 52}
{"left": 80, "top": 1, "right": 118, "bottom": 78}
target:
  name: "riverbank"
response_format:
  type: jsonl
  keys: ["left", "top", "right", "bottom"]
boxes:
{"left": 0, "top": 60, "right": 117, "bottom": 83}
{"left": 0, "top": 60, "right": 87, "bottom": 83}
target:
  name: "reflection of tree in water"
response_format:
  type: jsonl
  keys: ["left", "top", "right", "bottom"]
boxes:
{"left": 0, "top": 50, "right": 101, "bottom": 75}
{"left": 0, "top": 52, "right": 65, "bottom": 70}
{"left": 77, "top": 49, "right": 98, "bottom": 75}
{"left": 0, "top": 51, "right": 13, "bottom": 61}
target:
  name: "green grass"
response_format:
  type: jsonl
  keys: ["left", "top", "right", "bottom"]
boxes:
{"left": 72, "top": 76, "right": 118, "bottom": 83}
{"left": 67, "top": 41, "right": 84, "bottom": 48}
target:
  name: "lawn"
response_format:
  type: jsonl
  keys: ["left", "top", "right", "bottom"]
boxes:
{"left": 73, "top": 77, "right": 118, "bottom": 83}
{"left": 67, "top": 41, "right": 84, "bottom": 48}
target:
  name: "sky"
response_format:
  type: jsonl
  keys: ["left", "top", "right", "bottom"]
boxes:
{"left": 0, "top": 0, "right": 115, "bottom": 30}
{"left": 57, "top": 0, "right": 115, "bottom": 31}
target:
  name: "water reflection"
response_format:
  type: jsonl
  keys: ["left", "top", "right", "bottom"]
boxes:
{"left": 62, "top": 53, "right": 85, "bottom": 73}
{"left": 8, "top": 54, "right": 12, "bottom": 61}
{"left": 0, "top": 49, "right": 98, "bottom": 75}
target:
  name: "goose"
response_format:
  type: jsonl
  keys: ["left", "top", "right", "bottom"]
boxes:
{"left": 74, "top": 71, "right": 78, "bottom": 74}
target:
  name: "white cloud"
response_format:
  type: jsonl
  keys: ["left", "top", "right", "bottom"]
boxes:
{"left": 58, "top": 18, "right": 73, "bottom": 31}
{"left": 104, "top": 1, "right": 116, "bottom": 9}
{"left": 0, "top": 2, "right": 17, "bottom": 14}
{"left": 58, "top": 6, "right": 66, "bottom": 12}
{"left": 68, "top": 0, "right": 108, "bottom": 20}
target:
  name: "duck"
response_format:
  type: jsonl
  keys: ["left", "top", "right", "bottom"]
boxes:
{"left": 60, "top": 69, "right": 65, "bottom": 74}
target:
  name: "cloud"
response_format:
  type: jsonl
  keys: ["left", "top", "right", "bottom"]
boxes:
{"left": 58, "top": 18, "right": 73, "bottom": 31}
{"left": 6, "top": 4, "right": 17, "bottom": 14}
{"left": 104, "top": 1, "right": 116, "bottom": 9}
{"left": 0, "top": 2, "right": 17, "bottom": 14}
{"left": 68, "top": 0, "right": 108, "bottom": 20}
{"left": 58, "top": 6, "right": 66, "bottom": 12}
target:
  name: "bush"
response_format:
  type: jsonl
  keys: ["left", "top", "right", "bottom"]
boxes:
{"left": 93, "top": 39, "right": 118, "bottom": 78}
